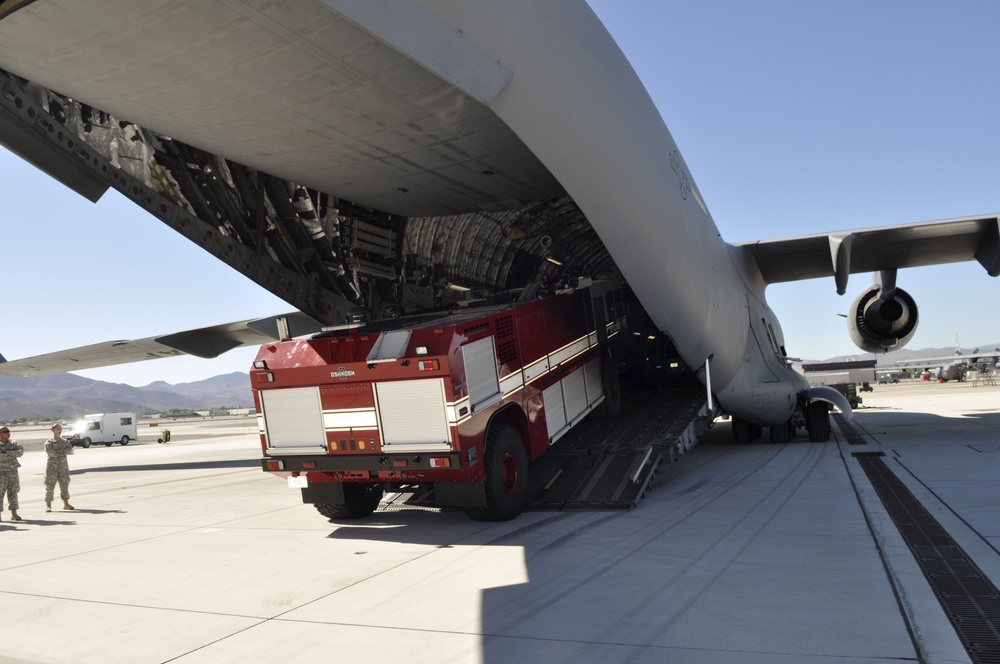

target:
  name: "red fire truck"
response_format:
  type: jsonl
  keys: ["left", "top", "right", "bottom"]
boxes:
{"left": 255, "top": 278, "right": 625, "bottom": 521}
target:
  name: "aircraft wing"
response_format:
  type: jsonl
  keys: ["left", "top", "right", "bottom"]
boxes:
{"left": 738, "top": 215, "right": 1000, "bottom": 294}
{"left": 0, "top": 312, "right": 323, "bottom": 377}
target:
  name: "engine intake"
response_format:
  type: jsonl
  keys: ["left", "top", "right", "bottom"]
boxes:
{"left": 847, "top": 285, "right": 918, "bottom": 353}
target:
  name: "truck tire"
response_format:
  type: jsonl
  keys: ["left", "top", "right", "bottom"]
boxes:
{"left": 314, "top": 483, "right": 384, "bottom": 520}
{"left": 82, "top": 437, "right": 91, "bottom": 449}
{"left": 105, "top": 441, "right": 113, "bottom": 447}
{"left": 120, "top": 435, "right": 130, "bottom": 445}
{"left": 465, "top": 424, "right": 529, "bottom": 521}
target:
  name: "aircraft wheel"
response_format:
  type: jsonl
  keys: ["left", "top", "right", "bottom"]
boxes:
{"left": 807, "top": 401, "right": 831, "bottom": 442}
{"left": 466, "top": 424, "right": 529, "bottom": 521}
{"left": 732, "top": 418, "right": 755, "bottom": 444}
{"left": 81, "top": 438, "right": 91, "bottom": 449}
{"left": 770, "top": 421, "right": 793, "bottom": 443}
{"left": 315, "top": 483, "right": 385, "bottom": 520}
{"left": 120, "top": 435, "right": 130, "bottom": 445}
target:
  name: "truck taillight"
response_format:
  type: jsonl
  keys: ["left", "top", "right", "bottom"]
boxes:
{"left": 430, "top": 457, "right": 451, "bottom": 468}
{"left": 265, "top": 460, "right": 284, "bottom": 471}
{"left": 418, "top": 359, "right": 440, "bottom": 371}
{"left": 255, "top": 372, "right": 274, "bottom": 383}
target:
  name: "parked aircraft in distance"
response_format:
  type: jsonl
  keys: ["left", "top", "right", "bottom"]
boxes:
{"left": 0, "top": 1, "right": 997, "bottom": 446}
{"left": 895, "top": 347, "right": 1000, "bottom": 382}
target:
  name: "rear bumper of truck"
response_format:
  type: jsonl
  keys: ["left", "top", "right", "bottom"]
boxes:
{"left": 261, "top": 452, "right": 463, "bottom": 475}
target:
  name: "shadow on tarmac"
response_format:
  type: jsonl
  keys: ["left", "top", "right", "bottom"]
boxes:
{"left": 70, "top": 459, "right": 259, "bottom": 475}
{"left": 4, "top": 518, "right": 76, "bottom": 527}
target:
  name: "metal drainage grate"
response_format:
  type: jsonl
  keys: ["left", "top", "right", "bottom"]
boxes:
{"left": 833, "top": 413, "right": 868, "bottom": 444}
{"left": 853, "top": 450, "right": 1000, "bottom": 663}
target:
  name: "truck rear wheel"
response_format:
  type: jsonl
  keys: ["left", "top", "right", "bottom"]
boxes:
{"left": 465, "top": 424, "right": 529, "bottom": 521}
{"left": 120, "top": 435, "right": 130, "bottom": 445}
{"left": 314, "top": 483, "right": 384, "bottom": 520}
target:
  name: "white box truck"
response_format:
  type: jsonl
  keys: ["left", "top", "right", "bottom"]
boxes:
{"left": 66, "top": 413, "right": 137, "bottom": 448}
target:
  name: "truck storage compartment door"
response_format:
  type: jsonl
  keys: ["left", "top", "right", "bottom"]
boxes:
{"left": 260, "top": 386, "right": 328, "bottom": 454}
{"left": 374, "top": 378, "right": 451, "bottom": 451}
{"left": 543, "top": 358, "right": 604, "bottom": 444}
{"left": 463, "top": 336, "right": 500, "bottom": 412}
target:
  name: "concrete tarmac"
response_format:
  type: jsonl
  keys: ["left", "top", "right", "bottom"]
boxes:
{"left": 1, "top": 384, "right": 997, "bottom": 663}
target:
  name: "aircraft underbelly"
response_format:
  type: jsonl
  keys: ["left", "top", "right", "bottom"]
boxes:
{"left": 0, "top": 1, "right": 562, "bottom": 216}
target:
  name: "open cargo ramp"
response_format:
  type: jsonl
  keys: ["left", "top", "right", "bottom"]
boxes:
{"left": 524, "top": 388, "right": 713, "bottom": 512}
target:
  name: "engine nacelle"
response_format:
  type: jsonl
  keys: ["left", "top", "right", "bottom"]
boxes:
{"left": 847, "top": 285, "right": 918, "bottom": 353}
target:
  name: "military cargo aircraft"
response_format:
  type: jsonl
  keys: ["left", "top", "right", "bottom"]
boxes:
{"left": 0, "top": 1, "right": 997, "bottom": 445}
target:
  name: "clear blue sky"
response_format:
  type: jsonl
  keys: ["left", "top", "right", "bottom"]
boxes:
{"left": 2, "top": 1, "right": 998, "bottom": 386}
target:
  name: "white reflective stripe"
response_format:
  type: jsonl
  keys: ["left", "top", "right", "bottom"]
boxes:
{"left": 549, "top": 334, "right": 593, "bottom": 368}
{"left": 323, "top": 408, "right": 377, "bottom": 430}
{"left": 500, "top": 372, "right": 524, "bottom": 396}
{"left": 523, "top": 356, "right": 549, "bottom": 383}
{"left": 257, "top": 414, "right": 265, "bottom": 435}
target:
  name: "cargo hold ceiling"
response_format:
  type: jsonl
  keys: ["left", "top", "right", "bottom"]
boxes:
{"left": 0, "top": 72, "right": 618, "bottom": 326}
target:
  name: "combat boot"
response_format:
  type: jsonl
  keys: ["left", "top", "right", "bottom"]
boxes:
{"left": 45, "top": 501, "right": 51, "bottom": 512}
{"left": 10, "top": 509, "right": 21, "bottom": 521}
{"left": 63, "top": 501, "right": 74, "bottom": 510}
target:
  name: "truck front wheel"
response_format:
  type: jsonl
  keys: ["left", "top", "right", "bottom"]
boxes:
{"left": 81, "top": 438, "right": 91, "bottom": 449}
{"left": 466, "top": 424, "right": 529, "bottom": 521}
{"left": 314, "top": 483, "right": 384, "bottom": 520}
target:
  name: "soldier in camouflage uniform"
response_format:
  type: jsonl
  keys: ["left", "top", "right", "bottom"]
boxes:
{"left": 0, "top": 425, "right": 24, "bottom": 521}
{"left": 44, "top": 423, "right": 74, "bottom": 512}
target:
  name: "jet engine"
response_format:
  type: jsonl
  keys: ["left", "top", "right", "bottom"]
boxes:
{"left": 847, "top": 272, "right": 918, "bottom": 353}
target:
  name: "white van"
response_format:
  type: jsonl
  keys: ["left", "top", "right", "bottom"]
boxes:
{"left": 66, "top": 412, "right": 137, "bottom": 448}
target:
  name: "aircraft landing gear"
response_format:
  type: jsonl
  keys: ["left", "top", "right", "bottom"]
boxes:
{"left": 732, "top": 418, "right": 757, "bottom": 444}
{"left": 770, "top": 420, "right": 793, "bottom": 443}
{"left": 806, "top": 401, "right": 831, "bottom": 442}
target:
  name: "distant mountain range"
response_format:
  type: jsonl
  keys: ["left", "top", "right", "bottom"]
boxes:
{"left": 0, "top": 372, "right": 254, "bottom": 420}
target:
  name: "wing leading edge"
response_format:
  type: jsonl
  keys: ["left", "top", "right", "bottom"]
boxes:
{"left": 738, "top": 214, "right": 1000, "bottom": 294}
{"left": 0, "top": 312, "right": 323, "bottom": 377}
